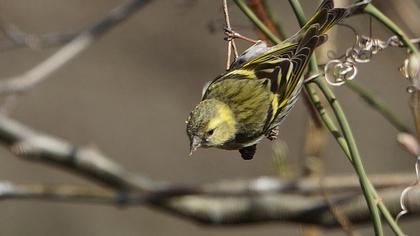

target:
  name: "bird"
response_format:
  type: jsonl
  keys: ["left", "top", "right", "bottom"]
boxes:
{"left": 186, "top": 0, "right": 367, "bottom": 160}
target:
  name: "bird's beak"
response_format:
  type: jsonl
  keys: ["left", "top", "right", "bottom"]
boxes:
{"left": 189, "top": 136, "right": 201, "bottom": 156}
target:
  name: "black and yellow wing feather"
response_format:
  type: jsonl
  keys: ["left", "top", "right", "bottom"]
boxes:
{"left": 203, "top": 0, "right": 355, "bottom": 133}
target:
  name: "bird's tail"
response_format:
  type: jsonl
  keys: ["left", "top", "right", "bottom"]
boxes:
{"left": 281, "top": 0, "right": 370, "bottom": 96}
{"left": 294, "top": 0, "right": 369, "bottom": 38}
{"left": 264, "top": 0, "right": 369, "bottom": 129}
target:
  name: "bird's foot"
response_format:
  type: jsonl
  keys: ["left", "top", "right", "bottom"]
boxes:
{"left": 224, "top": 27, "right": 258, "bottom": 44}
{"left": 266, "top": 126, "right": 279, "bottom": 141}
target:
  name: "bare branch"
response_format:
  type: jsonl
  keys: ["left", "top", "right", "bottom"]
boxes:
{"left": 0, "top": 180, "right": 419, "bottom": 227}
{"left": 0, "top": 0, "right": 151, "bottom": 95}
{"left": 0, "top": 116, "right": 159, "bottom": 191}
{"left": 0, "top": 24, "right": 75, "bottom": 51}
{"left": 0, "top": 115, "right": 415, "bottom": 194}
{"left": 0, "top": 114, "right": 418, "bottom": 226}
{"left": 0, "top": 174, "right": 415, "bottom": 202}
{"left": 0, "top": 182, "right": 118, "bottom": 204}
{"left": 160, "top": 186, "right": 420, "bottom": 226}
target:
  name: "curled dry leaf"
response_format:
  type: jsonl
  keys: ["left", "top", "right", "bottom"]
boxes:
{"left": 397, "top": 132, "right": 420, "bottom": 156}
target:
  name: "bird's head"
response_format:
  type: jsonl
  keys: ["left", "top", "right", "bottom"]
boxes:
{"left": 186, "top": 99, "right": 237, "bottom": 155}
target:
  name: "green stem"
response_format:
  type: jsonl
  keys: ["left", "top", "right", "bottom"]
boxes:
{"left": 234, "top": 0, "right": 406, "bottom": 235}
{"left": 313, "top": 77, "right": 384, "bottom": 236}
{"left": 346, "top": 81, "right": 411, "bottom": 133}
{"left": 287, "top": 1, "right": 383, "bottom": 234}
{"left": 288, "top": 0, "right": 306, "bottom": 26}
{"left": 360, "top": 5, "right": 420, "bottom": 235}
{"left": 378, "top": 202, "right": 406, "bottom": 236}
{"left": 364, "top": 3, "right": 420, "bottom": 143}
{"left": 233, "top": 0, "right": 281, "bottom": 44}
{"left": 311, "top": 77, "right": 406, "bottom": 236}
{"left": 304, "top": 82, "right": 352, "bottom": 159}
{"left": 262, "top": 0, "right": 288, "bottom": 40}
{"left": 364, "top": 4, "right": 420, "bottom": 56}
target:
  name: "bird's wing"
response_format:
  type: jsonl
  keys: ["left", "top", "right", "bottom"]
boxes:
{"left": 202, "top": 0, "right": 363, "bottom": 132}
{"left": 203, "top": 77, "right": 272, "bottom": 131}
{"left": 202, "top": 25, "right": 323, "bottom": 133}
{"left": 242, "top": 25, "right": 325, "bottom": 130}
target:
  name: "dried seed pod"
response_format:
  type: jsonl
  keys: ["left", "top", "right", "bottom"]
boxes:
{"left": 400, "top": 53, "right": 420, "bottom": 90}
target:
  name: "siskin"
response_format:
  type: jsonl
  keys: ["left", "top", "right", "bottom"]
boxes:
{"left": 186, "top": 0, "right": 367, "bottom": 160}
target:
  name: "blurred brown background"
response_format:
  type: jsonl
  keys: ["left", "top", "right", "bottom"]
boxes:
{"left": 0, "top": 0, "right": 418, "bottom": 235}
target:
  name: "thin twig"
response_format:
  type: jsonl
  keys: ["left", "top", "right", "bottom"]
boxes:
{"left": 223, "top": 0, "right": 239, "bottom": 70}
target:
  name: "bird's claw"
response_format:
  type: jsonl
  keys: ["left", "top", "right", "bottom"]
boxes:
{"left": 224, "top": 27, "right": 239, "bottom": 41}
{"left": 266, "top": 126, "right": 280, "bottom": 141}
{"left": 224, "top": 27, "right": 258, "bottom": 44}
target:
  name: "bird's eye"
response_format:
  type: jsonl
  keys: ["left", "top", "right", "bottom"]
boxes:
{"left": 207, "top": 129, "right": 215, "bottom": 136}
